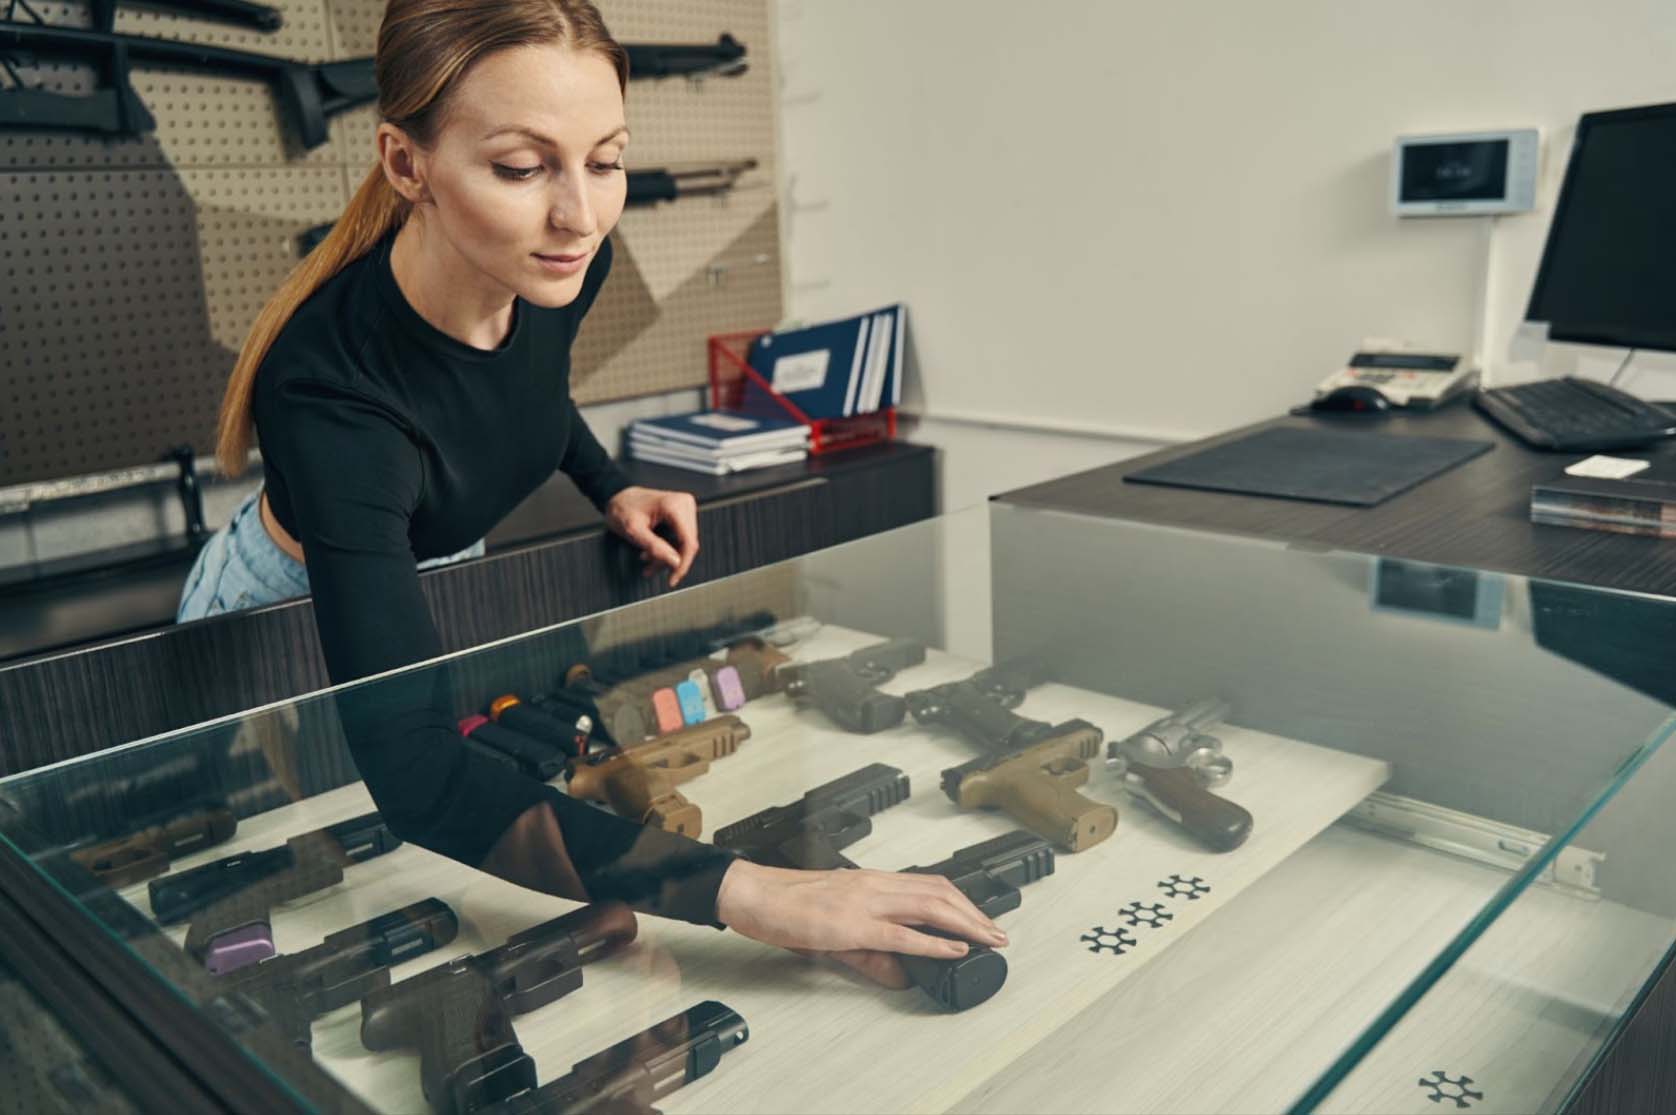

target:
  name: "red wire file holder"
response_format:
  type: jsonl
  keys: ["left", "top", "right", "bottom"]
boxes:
{"left": 707, "top": 330, "right": 896, "bottom": 455}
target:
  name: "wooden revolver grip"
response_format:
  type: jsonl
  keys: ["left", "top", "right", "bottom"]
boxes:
{"left": 1129, "top": 763, "right": 1253, "bottom": 852}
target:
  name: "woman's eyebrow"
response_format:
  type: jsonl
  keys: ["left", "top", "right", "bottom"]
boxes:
{"left": 480, "top": 124, "right": 630, "bottom": 146}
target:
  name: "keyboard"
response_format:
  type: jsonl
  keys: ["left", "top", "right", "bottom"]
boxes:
{"left": 1473, "top": 377, "right": 1676, "bottom": 452}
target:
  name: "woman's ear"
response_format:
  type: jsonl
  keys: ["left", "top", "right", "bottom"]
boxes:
{"left": 376, "top": 123, "right": 431, "bottom": 205}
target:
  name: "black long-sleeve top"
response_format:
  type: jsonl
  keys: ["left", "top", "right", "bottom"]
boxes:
{"left": 252, "top": 231, "right": 736, "bottom": 924}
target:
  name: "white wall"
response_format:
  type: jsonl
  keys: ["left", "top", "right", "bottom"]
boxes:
{"left": 774, "top": 0, "right": 1676, "bottom": 507}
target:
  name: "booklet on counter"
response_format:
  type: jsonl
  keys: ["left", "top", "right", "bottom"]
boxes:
{"left": 626, "top": 409, "right": 811, "bottom": 475}
{"left": 627, "top": 439, "right": 808, "bottom": 476}
{"left": 628, "top": 410, "right": 810, "bottom": 452}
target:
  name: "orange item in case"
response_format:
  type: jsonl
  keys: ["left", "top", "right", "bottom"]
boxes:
{"left": 651, "top": 688, "right": 685, "bottom": 735}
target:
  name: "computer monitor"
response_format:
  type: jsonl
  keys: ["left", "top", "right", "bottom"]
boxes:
{"left": 1525, "top": 101, "right": 1676, "bottom": 353}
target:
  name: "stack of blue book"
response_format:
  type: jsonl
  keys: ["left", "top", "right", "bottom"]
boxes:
{"left": 626, "top": 410, "right": 811, "bottom": 475}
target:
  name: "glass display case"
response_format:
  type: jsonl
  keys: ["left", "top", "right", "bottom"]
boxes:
{"left": 0, "top": 950, "right": 142, "bottom": 1115}
{"left": 1, "top": 502, "right": 1673, "bottom": 1115}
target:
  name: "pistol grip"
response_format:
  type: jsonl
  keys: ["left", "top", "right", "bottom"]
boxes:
{"left": 1130, "top": 763, "right": 1253, "bottom": 852}
{"left": 607, "top": 762, "right": 703, "bottom": 837}
{"left": 896, "top": 934, "right": 1009, "bottom": 1011}
{"left": 970, "top": 768, "right": 1116, "bottom": 853}
{"left": 644, "top": 789, "right": 703, "bottom": 837}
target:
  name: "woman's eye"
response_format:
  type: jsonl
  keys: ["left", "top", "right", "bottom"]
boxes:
{"left": 589, "top": 160, "right": 626, "bottom": 175}
{"left": 492, "top": 164, "right": 542, "bottom": 181}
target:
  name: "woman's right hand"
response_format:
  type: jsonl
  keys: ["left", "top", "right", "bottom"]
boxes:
{"left": 713, "top": 859, "right": 1008, "bottom": 988}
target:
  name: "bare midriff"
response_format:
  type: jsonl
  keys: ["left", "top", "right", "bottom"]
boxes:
{"left": 259, "top": 489, "right": 308, "bottom": 564}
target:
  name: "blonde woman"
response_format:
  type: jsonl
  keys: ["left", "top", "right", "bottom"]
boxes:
{"left": 180, "top": 0, "right": 1004, "bottom": 989}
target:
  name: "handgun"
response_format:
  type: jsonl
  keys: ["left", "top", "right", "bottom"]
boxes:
{"left": 482, "top": 1001, "right": 749, "bottom": 1114}
{"left": 70, "top": 802, "right": 237, "bottom": 888}
{"left": 360, "top": 902, "right": 638, "bottom": 1115}
{"left": 722, "top": 639, "right": 790, "bottom": 701}
{"left": 215, "top": 898, "right": 458, "bottom": 1048}
{"left": 149, "top": 811, "right": 395, "bottom": 925}
{"left": 908, "top": 678, "right": 1117, "bottom": 852}
{"left": 182, "top": 815, "right": 403, "bottom": 973}
{"left": 459, "top": 714, "right": 571, "bottom": 781}
{"left": 548, "top": 670, "right": 649, "bottom": 745}
{"left": 777, "top": 638, "right": 927, "bottom": 733}
{"left": 562, "top": 655, "right": 749, "bottom": 743}
{"left": 488, "top": 695, "right": 593, "bottom": 758}
{"left": 714, "top": 764, "right": 1031, "bottom": 1010}
{"left": 898, "top": 831, "right": 1055, "bottom": 1010}
{"left": 1106, "top": 699, "right": 1252, "bottom": 852}
{"left": 565, "top": 715, "right": 751, "bottom": 837}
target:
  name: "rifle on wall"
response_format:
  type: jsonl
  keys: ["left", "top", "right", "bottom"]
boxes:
{"left": 0, "top": 19, "right": 748, "bottom": 147}
{"left": 0, "top": 13, "right": 373, "bottom": 146}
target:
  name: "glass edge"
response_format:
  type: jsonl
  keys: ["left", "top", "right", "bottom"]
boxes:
{"left": 1287, "top": 712, "right": 1676, "bottom": 1114}
{"left": 0, "top": 821, "right": 322, "bottom": 1111}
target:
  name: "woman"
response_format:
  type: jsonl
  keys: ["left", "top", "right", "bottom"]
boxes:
{"left": 179, "top": 0, "right": 1004, "bottom": 989}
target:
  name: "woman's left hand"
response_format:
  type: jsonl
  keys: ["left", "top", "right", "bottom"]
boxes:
{"left": 605, "top": 485, "right": 700, "bottom": 587}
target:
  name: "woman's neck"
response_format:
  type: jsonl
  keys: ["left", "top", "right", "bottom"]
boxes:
{"left": 388, "top": 216, "right": 517, "bottom": 351}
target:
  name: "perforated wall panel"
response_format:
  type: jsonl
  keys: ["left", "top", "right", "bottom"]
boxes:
{"left": 1, "top": 0, "right": 781, "bottom": 487}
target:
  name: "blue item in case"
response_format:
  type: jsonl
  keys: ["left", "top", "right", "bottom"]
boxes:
{"left": 675, "top": 680, "right": 708, "bottom": 725}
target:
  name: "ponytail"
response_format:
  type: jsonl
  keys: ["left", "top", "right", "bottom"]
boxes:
{"left": 214, "top": 165, "right": 407, "bottom": 477}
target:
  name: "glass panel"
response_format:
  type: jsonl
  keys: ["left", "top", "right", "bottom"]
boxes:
{"left": 0, "top": 951, "right": 144, "bottom": 1114}
{"left": 0, "top": 502, "right": 1669, "bottom": 1114}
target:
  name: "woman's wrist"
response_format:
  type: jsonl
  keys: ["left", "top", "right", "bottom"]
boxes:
{"left": 713, "top": 857, "right": 762, "bottom": 930}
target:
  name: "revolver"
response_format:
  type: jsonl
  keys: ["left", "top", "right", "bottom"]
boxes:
{"left": 1106, "top": 699, "right": 1252, "bottom": 852}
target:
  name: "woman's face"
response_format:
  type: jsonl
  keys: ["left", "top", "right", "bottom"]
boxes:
{"left": 413, "top": 42, "right": 628, "bottom": 309}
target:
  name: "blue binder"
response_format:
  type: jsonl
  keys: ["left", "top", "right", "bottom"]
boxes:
{"left": 744, "top": 304, "right": 906, "bottom": 420}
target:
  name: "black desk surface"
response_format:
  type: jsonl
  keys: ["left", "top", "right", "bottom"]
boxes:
{"left": 998, "top": 404, "right": 1676, "bottom": 599}
{"left": 0, "top": 442, "right": 932, "bottom": 665}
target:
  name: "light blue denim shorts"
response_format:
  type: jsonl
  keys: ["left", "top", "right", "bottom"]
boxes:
{"left": 176, "top": 488, "right": 484, "bottom": 623}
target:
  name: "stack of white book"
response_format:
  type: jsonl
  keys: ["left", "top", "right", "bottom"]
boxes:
{"left": 626, "top": 410, "right": 811, "bottom": 475}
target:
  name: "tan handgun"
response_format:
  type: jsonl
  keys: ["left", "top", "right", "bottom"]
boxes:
{"left": 938, "top": 720, "right": 1117, "bottom": 852}
{"left": 564, "top": 714, "right": 751, "bottom": 837}
{"left": 907, "top": 676, "right": 1118, "bottom": 852}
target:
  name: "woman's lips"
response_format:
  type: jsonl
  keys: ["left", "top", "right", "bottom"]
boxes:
{"left": 533, "top": 248, "right": 590, "bottom": 276}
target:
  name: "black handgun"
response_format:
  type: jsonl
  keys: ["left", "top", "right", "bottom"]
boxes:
{"left": 360, "top": 902, "right": 638, "bottom": 1115}
{"left": 712, "top": 762, "right": 909, "bottom": 870}
{"left": 714, "top": 764, "right": 1030, "bottom": 1010}
{"left": 897, "top": 831, "right": 1055, "bottom": 1010}
{"left": 150, "top": 811, "right": 396, "bottom": 924}
{"left": 216, "top": 898, "right": 458, "bottom": 1048}
{"left": 458, "top": 711, "right": 576, "bottom": 781}
{"left": 778, "top": 638, "right": 927, "bottom": 733}
{"left": 483, "top": 1001, "right": 748, "bottom": 1114}
{"left": 182, "top": 815, "right": 403, "bottom": 973}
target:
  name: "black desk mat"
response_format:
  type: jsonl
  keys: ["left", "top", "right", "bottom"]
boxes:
{"left": 1125, "top": 426, "right": 1495, "bottom": 507}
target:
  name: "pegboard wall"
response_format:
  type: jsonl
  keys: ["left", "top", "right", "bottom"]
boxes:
{"left": 0, "top": 0, "right": 782, "bottom": 488}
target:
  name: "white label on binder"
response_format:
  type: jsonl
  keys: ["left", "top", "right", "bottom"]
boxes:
{"left": 772, "top": 349, "right": 830, "bottom": 393}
